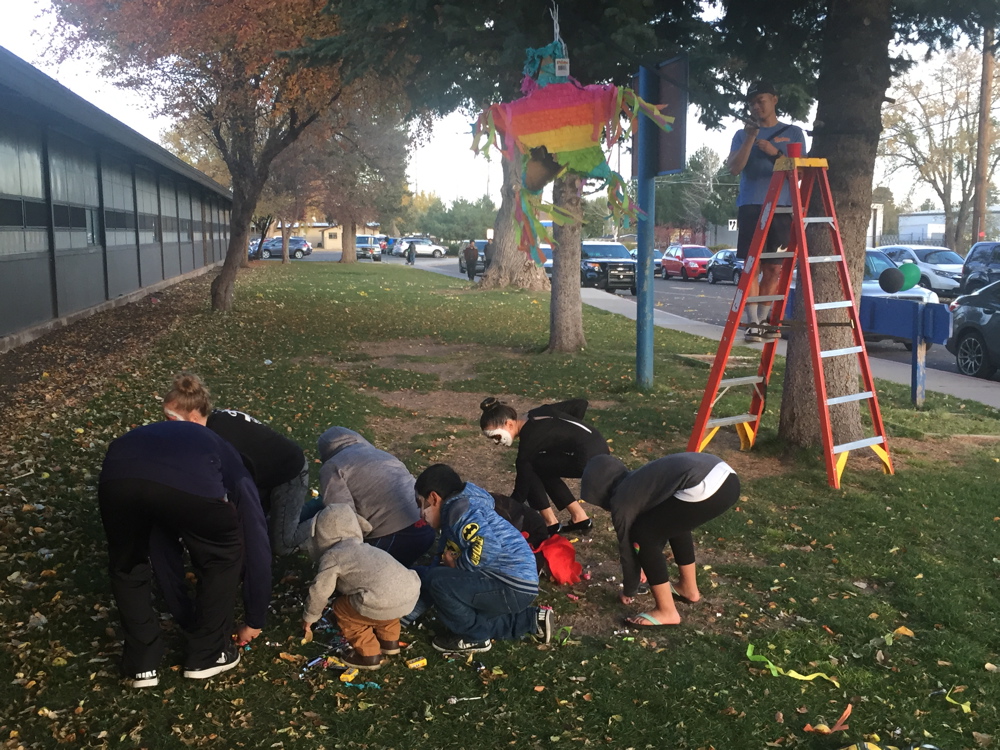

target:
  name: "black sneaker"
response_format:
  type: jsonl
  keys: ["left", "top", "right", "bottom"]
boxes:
{"left": 125, "top": 669, "right": 159, "bottom": 688}
{"left": 183, "top": 645, "right": 241, "bottom": 680}
{"left": 534, "top": 605, "right": 554, "bottom": 644}
{"left": 431, "top": 634, "right": 492, "bottom": 654}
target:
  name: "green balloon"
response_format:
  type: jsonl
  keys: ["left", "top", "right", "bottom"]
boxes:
{"left": 899, "top": 262, "right": 921, "bottom": 290}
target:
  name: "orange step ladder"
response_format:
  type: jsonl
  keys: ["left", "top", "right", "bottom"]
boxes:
{"left": 687, "top": 156, "right": 893, "bottom": 489}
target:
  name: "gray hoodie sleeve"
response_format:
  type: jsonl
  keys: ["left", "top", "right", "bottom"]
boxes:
{"left": 303, "top": 553, "right": 340, "bottom": 624}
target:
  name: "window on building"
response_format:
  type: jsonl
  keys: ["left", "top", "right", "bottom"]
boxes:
{"left": 328, "top": 231, "right": 337, "bottom": 239}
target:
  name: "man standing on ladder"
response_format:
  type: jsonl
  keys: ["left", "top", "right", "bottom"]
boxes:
{"left": 727, "top": 81, "right": 808, "bottom": 343}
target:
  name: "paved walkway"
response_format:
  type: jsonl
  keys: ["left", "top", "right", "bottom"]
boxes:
{"left": 580, "top": 288, "right": 1000, "bottom": 409}
{"left": 418, "top": 258, "right": 1000, "bottom": 409}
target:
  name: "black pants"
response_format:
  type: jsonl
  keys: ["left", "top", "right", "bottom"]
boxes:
{"left": 98, "top": 478, "right": 243, "bottom": 674}
{"left": 631, "top": 473, "right": 740, "bottom": 586}
{"left": 736, "top": 203, "right": 792, "bottom": 260}
{"left": 519, "top": 451, "right": 588, "bottom": 512}
{"left": 367, "top": 520, "right": 437, "bottom": 567}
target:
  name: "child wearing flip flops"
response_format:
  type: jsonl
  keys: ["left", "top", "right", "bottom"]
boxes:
{"left": 580, "top": 452, "right": 740, "bottom": 628}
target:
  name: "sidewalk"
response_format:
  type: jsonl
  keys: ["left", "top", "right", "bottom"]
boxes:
{"left": 580, "top": 288, "right": 1000, "bottom": 409}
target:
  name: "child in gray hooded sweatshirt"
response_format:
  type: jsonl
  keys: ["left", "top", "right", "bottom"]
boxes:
{"left": 301, "top": 504, "right": 421, "bottom": 669}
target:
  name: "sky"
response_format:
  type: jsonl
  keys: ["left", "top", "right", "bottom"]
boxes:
{"left": 2, "top": 0, "right": 928, "bottom": 210}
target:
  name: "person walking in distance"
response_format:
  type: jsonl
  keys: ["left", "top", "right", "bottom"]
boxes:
{"left": 463, "top": 240, "right": 479, "bottom": 281}
{"left": 727, "top": 81, "right": 807, "bottom": 343}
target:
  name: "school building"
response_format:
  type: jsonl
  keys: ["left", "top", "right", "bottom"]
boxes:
{"left": 0, "top": 46, "right": 232, "bottom": 351}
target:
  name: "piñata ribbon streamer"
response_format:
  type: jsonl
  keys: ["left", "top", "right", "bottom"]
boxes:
{"left": 745, "top": 643, "right": 841, "bottom": 687}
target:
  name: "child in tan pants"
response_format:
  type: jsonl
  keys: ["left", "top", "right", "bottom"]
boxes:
{"left": 301, "top": 505, "right": 420, "bottom": 669}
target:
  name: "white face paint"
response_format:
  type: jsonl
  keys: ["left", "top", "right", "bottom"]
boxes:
{"left": 484, "top": 428, "right": 513, "bottom": 447}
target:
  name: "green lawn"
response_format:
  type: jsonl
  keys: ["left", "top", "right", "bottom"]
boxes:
{"left": 2, "top": 262, "right": 999, "bottom": 749}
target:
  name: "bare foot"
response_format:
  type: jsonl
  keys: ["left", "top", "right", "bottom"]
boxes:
{"left": 671, "top": 583, "right": 701, "bottom": 605}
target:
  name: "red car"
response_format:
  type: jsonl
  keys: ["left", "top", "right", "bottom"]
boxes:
{"left": 661, "top": 244, "right": 713, "bottom": 281}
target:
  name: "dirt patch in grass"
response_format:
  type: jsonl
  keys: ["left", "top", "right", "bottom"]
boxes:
{"left": 367, "top": 390, "right": 759, "bottom": 638}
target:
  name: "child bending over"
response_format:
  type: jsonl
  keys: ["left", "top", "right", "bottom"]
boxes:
{"left": 301, "top": 505, "right": 420, "bottom": 669}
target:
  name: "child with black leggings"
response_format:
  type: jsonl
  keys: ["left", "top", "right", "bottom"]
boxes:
{"left": 581, "top": 452, "right": 739, "bottom": 628}
{"left": 480, "top": 397, "right": 608, "bottom": 534}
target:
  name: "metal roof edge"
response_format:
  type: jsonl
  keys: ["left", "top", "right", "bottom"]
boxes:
{"left": 0, "top": 45, "right": 231, "bottom": 201}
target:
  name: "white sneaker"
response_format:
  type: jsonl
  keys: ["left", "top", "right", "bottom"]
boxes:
{"left": 184, "top": 646, "right": 241, "bottom": 679}
{"left": 744, "top": 326, "right": 763, "bottom": 343}
{"left": 125, "top": 669, "right": 159, "bottom": 688}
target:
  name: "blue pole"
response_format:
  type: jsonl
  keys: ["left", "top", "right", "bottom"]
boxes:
{"left": 636, "top": 65, "right": 657, "bottom": 390}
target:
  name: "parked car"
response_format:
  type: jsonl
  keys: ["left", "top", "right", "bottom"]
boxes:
{"left": 878, "top": 244, "right": 964, "bottom": 295}
{"left": 542, "top": 240, "right": 637, "bottom": 293}
{"left": 661, "top": 244, "right": 712, "bottom": 280}
{"left": 355, "top": 234, "right": 382, "bottom": 261}
{"left": 394, "top": 237, "right": 447, "bottom": 258}
{"left": 960, "top": 241, "right": 1000, "bottom": 293}
{"left": 628, "top": 248, "right": 663, "bottom": 273}
{"left": 458, "top": 240, "right": 488, "bottom": 275}
{"left": 251, "top": 236, "right": 312, "bottom": 260}
{"left": 705, "top": 249, "right": 743, "bottom": 285}
{"left": 248, "top": 238, "right": 261, "bottom": 257}
{"left": 946, "top": 280, "right": 1000, "bottom": 378}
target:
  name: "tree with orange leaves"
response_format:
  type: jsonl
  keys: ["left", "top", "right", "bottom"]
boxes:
{"left": 50, "top": 0, "right": 344, "bottom": 311}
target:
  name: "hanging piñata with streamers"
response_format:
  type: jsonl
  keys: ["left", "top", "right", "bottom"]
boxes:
{"left": 472, "top": 8, "right": 674, "bottom": 264}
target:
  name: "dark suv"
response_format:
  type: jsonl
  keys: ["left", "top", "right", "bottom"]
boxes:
{"left": 251, "top": 236, "right": 312, "bottom": 259}
{"left": 946, "top": 280, "right": 1000, "bottom": 379}
{"left": 543, "top": 241, "right": 637, "bottom": 292}
{"left": 961, "top": 241, "right": 1000, "bottom": 293}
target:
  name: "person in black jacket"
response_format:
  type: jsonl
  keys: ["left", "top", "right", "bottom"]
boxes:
{"left": 479, "top": 397, "right": 608, "bottom": 534}
{"left": 580, "top": 452, "right": 739, "bottom": 628}
{"left": 156, "top": 372, "right": 306, "bottom": 646}
{"left": 162, "top": 372, "right": 310, "bottom": 557}
{"left": 98, "top": 421, "right": 268, "bottom": 688}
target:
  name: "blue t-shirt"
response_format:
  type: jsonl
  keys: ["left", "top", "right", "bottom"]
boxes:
{"left": 731, "top": 122, "right": 807, "bottom": 207}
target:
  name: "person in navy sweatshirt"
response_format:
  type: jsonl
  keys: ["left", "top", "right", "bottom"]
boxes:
{"left": 98, "top": 421, "right": 271, "bottom": 688}
{"left": 412, "top": 464, "right": 552, "bottom": 654}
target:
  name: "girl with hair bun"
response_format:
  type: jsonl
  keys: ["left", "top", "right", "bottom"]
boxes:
{"left": 157, "top": 372, "right": 310, "bottom": 644}
{"left": 479, "top": 397, "right": 608, "bottom": 534}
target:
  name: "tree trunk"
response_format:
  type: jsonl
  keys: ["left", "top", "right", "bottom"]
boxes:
{"left": 778, "top": 0, "right": 893, "bottom": 448}
{"left": 211, "top": 183, "right": 259, "bottom": 311}
{"left": 479, "top": 148, "right": 550, "bottom": 291}
{"left": 547, "top": 173, "right": 587, "bottom": 353}
{"left": 280, "top": 221, "right": 292, "bottom": 264}
{"left": 340, "top": 220, "right": 358, "bottom": 263}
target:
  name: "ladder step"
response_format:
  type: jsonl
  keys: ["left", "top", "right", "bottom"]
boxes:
{"left": 773, "top": 206, "right": 793, "bottom": 214}
{"left": 758, "top": 251, "right": 792, "bottom": 260}
{"left": 814, "top": 300, "right": 853, "bottom": 310}
{"left": 719, "top": 375, "right": 765, "bottom": 387}
{"left": 820, "top": 345, "right": 863, "bottom": 359}
{"left": 706, "top": 413, "right": 758, "bottom": 428}
{"left": 802, "top": 217, "right": 834, "bottom": 225}
{"left": 826, "top": 391, "right": 874, "bottom": 406}
{"left": 832, "top": 435, "right": 885, "bottom": 454}
{"left": 807, "top": 255, "right": 843, "bottom": 263}
{"left": 747, "top": 294, "right": 785, "bottom": 303}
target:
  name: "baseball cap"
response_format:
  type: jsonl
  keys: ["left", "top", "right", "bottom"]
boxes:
{"left": 746, "top": 81, "right": 777, "bottom": 100}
